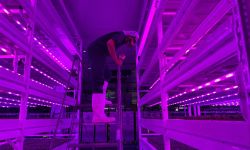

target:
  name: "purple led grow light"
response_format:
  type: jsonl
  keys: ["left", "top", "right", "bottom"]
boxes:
{"left": 0, "top": 64, "right": 54, "bottom": 89}
{"left": 149, "top": 78, "right": 160, "bottom": 89}
{"left": 33, "top": 37, "right": 70, "bottom": 72}
{"left": 31, "top": 79, "right": 53, "bottom": 89}
{"left": 0, "top": 6, "right": 70, "bottom": 72}
{"left": 0, "top": 47, "right": 7, "bottom": 53}
{"left": 180, "top": 93, "right": 239, "bottom": 106}
{"left": 2, "top": 8, "right": 10, "bottom": 15}
{"left": 0, "top": 65, "right": 21, "bottom": 76}
{"left": 31, "top": 66, "right": 66, "bottom": 88}
{"left": 0, "top": 97, "right": 43, "bottom": 107}
{"left": 28, "top": 96, "right": 67, "bottom": 107}
{"left": 212, "top": 100, "right": 240, "bottom": 107}
{"left": 169, "top": 72, "right": 235, "bottom": 100}
{"left": 169, "top": 85, "right": 239, "bottom": 106}
{"left": 0, "top": 92, "right": 69, "bottom": 107}
{"left": 149, "top": 85, "right": 238, "bottom": 107}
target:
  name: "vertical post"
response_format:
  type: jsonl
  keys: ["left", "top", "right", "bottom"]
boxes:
{"left": 17, "top": 1, "right": 36, "bottom": 149}
{"left": 158, "top": 8, "right": 170, "bottom": 147}
{"left": 77, "top": 41, "right": 83, "bottom": 146}
{"left": 197, "top": 105, "right": 201, "bottom": 116}
{"left": 184, "top": 106, "right": 187, "bottom": 117}
{"left": 159, "top": 56, "right": 170, "bottom": 150}
{"left": 193, "top": 105, "right": 197, "bottom": 117}
{"left": 19, "top": 56, "right": 32, "bottom": 120}
{"left": 106, "top": 108, "right": 111, "bottom": 143}
{"left": 117, "top": 67, "right": 123, "bottom": 150}
{"left": 136, "top": 50, "right": 142, "bottom": 150}
{"left": 18, "top": 44, "right": 32, "bottom": 150}
{"left": 188, "top": 105, "right": 192, "bottom": 117}
{"left": 233, "top": 0, "right": 250, "bottom": 123}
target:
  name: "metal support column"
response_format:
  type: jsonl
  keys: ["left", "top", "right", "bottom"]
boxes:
{"left": 184, "top": 106, "right": 187, "bottom": 117}
{"left": 188, "top": 105, "right": 192, "bottom": 117}
{"left": 159, "top": 56, "right": 170, "bottom": 150}
{"left": 17, "top": 1, "right": 35, "bottom": 147}
{"left": 197, "top": 105, "right": 201, "bottom": 116}
{"left": 136, "top": 47, "right": 142, "bottom": 150}
{"left": 18, "top": 55, "right": 31, "bottom": 150}
{"left": 193, "top": 105, "right": 197, "bottom": 117}
{"left": 233, "top": 0, "right": 250, "bottom": 123}
{"left": 117, "top": 67, "right": 123, "bottom": 150}
{"left": 77, "top": 40, "right": 83, "bottom": 147}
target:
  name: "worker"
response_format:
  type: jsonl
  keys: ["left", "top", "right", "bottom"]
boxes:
{"left": 88, "top": 31, "right": 139, "bottom": 123}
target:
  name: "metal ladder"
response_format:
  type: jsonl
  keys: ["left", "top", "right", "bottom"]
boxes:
{"left": 49, "top": 55, "right": 81, "bottom": 150}
{"left": 67, "top": 66, "right": 123, "bottom": 150}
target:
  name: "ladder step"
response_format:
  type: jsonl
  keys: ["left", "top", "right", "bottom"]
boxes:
{"left": 68, "top": 143, "right": 118, "bottom": 148}
{"left": 79, "top": 122, "right": 120, "bottom": 125}
{"left": 74, "top": 104, "right": 119, "bottom": 109}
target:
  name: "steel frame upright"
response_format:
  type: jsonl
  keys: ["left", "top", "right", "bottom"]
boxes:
{"left": 117, "top": 66, "right": 123, "bottom": 150}
{"left": 17, "top": 0, "right": 36, "bottom": 149}
{"left": 136, "top": 45, "right": 143, "bottom": 150}
{"left": 232, "top": 0, "right": 250, "bottom": 123}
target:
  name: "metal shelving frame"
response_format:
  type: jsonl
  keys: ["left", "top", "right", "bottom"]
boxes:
{"left": 137, "top": 0, "right": 250, "bottom": 149}
{"left": 0, "top": 1, "right": 82, "bottom": 149}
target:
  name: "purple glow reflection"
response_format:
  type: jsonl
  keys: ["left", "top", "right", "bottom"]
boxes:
{"left": 3, "top": 8, "right": 10, "bottom": 15}
{"left": 169, "top": 72, "right": 235, "bottom": 100}
{"left": 31, "top": 66, "right": 66, "bottom": 88}
{"left": 179, "top": 93, "right": 239, "bottom": 106}
{"left": 1, "top": 91, "right": 69, "bottom": 107}
{"left": 214, "top": 78, "right": 221, "bottom": 82}
{"left": 149, "top": 78, "right": 160, "bottom": 89}
{"left": 1, "top": 48, "right": 7, "bottom": 52}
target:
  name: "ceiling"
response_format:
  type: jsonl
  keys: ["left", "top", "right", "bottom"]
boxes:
{"left": 63, "top": 0, "right": 146, "bottom": 46}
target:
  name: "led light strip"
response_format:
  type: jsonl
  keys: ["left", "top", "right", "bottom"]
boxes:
{"left": 0, "top": 104, "right": 37, "bottom": 108}
{"left": 211, "top": 100, "right": 240, "bottom": 107}
{"left": 0, "top": 65, "right": 22, "bottom": 76}
{"left": 169, "top": 72, "right": 235, "bottom": 100}
{"left": 31, "top": 66, "right": 66, "bottom": 88}
{"left": 30, "top": 79, "right": 53, "bottom": 89}
{"left": 0, "top": 98, "right": 38, "bottom": 107}
{"left": 180, "top": 93, "right": 239, "bottom": 106}
{"left": 2, "top": 91, "right": 69, "bottom": 107}
{"left": 0, "top": 47, "right": 7, "bottom": 53}
{"left": 0, "top": 64, "right": 53, "bottom": 89}
{"left": 169, "top": 85, "right": 238, "bottom": 106}
{"left": 149, "top": 85, "right": 238, "bottom": 107}
{"left": 0, "top": 6, "right": 70, "bottom": 72}
{"left": 0, "top": 96, "right": 50, "bottom": 107}
{"left": 6, "top": 91, "right": 20, "bottom": 96}
{"left": 149, "top": 14, "right": 216, "bottom": 89}
{"left": 33, "top": 37, "right": 70, "bottom": 72}
{"left": 0, "top": 96, "right": 68, "bottom": 107}
{"left": 149, "top": 78, "right": 160, "bottom": 89}
{"left": 150, "top": 72, "right": 234, "bottom": 96}
{"left": 0, "top": 105, "right": 36, "bottom": 108}
{"left": 149, "top": 50, "right": 194, "bottom": 89}
{"left": 28, "top": 96, "right": 68, "bottom": 107}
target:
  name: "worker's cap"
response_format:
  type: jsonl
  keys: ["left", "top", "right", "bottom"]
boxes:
{"left": 123, "top": 31, "right": 139, "bottom": 42}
